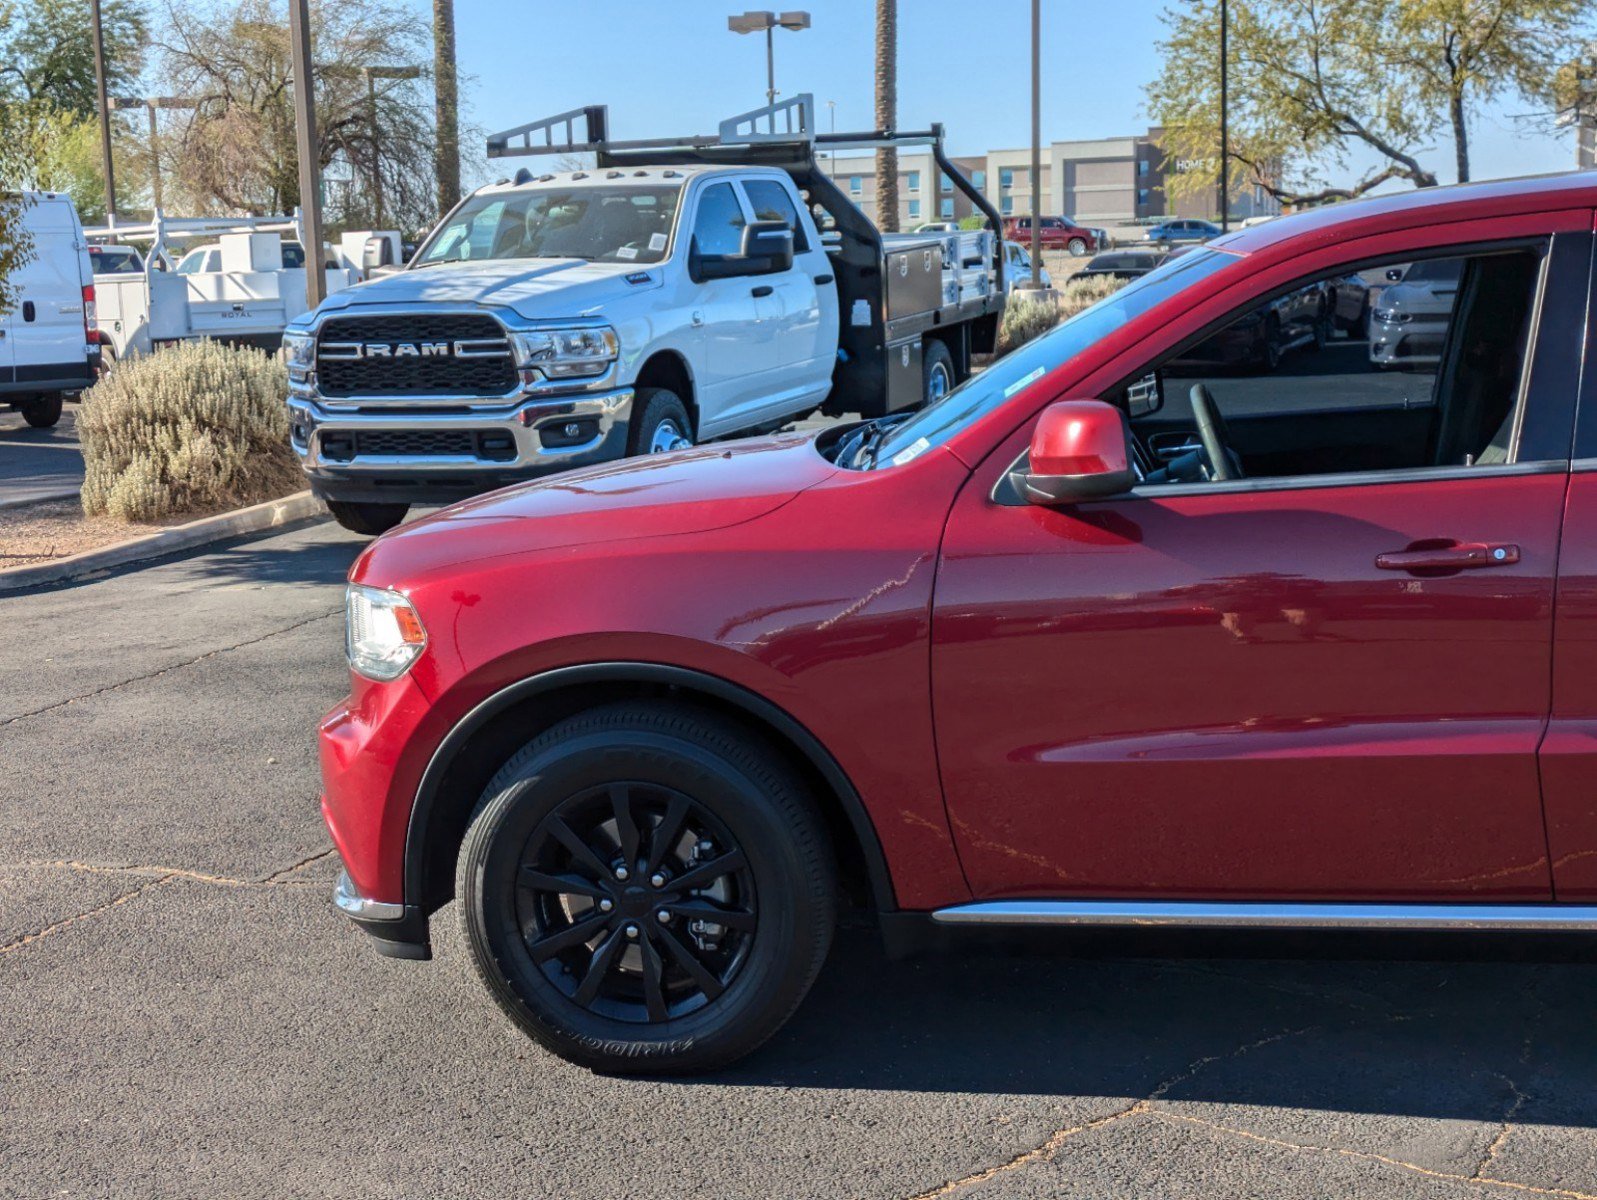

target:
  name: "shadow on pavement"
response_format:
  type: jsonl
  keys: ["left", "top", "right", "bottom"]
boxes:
{"left": 710, "top": 925, "right": 1595, "bottom": 1126}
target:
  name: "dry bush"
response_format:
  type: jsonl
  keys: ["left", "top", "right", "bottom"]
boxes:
{"left": 79, "top": 339, "right": 299, "bottom": 522}
{"left": 997, "top": 273, "right": 1132, "bottom": 355}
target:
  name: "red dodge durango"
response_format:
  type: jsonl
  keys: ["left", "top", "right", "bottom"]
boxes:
{"left": 322, "top": 173, "right": 1597, "bottom": 1072}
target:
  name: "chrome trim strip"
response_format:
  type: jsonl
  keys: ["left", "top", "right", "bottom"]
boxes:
{"left": 931, "top": 899, "right": 1597, "bottom": 932}
{"left": 333, "top": 868, "right": 405, "bottom": 922}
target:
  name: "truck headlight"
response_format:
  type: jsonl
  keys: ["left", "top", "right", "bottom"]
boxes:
{"left": 1373, "top": 308, "right": 1411, "bottom": 324}
{"left": 512, "top": 326, "right": 619, "bottom": 379}
{"left": 345, "top": 585, "right": 427, "bottom": 681}
{"left": 282, "top": 330, "right": 315, "bottom": 368}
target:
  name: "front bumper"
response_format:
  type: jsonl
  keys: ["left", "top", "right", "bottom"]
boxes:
{"left": 333, "top": 867, "right": 431, "bottom": 960}
{"left": 288, "top": 386, "right": 635, "bottom": 502}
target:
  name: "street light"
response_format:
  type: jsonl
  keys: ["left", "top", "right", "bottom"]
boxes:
{"left": 287, "top": 0, "right": 326, "bottom": 307}
{"left": 91, "top": 0, "right": 117, "bottom": 221}
{"left": 727, "top": 11, "right": 811, "bottom": 107}
{"left": 110, "top": 96, "right": 198, "bottom": 214}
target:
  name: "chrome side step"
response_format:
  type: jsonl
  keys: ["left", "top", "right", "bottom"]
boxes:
{"left": 930, "top": 900, "right": 1597, "bottom": 933}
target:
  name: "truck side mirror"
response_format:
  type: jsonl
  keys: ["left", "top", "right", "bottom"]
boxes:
{"left": 1018, "top": 400, "right": 1137, "bottom": 505}
{"left": 740, "top": 220, "right": 794, "bottom": 274}
{"left": 362, "top": 236, "right": 395, "bottom": 271}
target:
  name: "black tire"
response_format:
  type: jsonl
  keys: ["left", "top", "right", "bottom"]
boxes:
{"left": 923, "top": 339, "right": 956, "bottom": 406}
{"left": 456, "top": 701, "right": 837, "bottom": 1074}
{"left": 21, "top": 394, "right": 63, "bottom": 429}
{"left": 93, "top": 342, "right": 116, "bottom": 382}
{"left": 627, "top": 388, "right": 694, "bottom": 456}
{"left": 325, "top": 499, "right": 409, "bottom": 536}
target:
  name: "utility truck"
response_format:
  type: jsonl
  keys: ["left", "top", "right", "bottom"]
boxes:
{"left": 281, "top": 96, "right": 1004, "bottom": 534}
{"left": 87, "top": 211, "right": 401, "bottom": 365}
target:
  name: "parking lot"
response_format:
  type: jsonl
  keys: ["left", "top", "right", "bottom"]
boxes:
{"left": 3, "top": 518, "right": 1597, "bottom": 1198}
{"left": 0, "top": 401, "right": 84, "bottom": 508}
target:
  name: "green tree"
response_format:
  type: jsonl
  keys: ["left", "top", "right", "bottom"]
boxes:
{"left": 1, "top": 0, "right": 148, "bottom": 119}
{"left": 1148, "top": 0, "right": 1593, "bottom": 208}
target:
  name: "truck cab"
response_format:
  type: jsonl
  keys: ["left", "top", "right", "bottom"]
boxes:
{"left": 284, "top": 96, "right": 1003, "bottom": 534}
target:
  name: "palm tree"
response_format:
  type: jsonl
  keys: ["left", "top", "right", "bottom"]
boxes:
{"left": 874, "top": 0, "right": 898, "bottom": 232}
{"left": 432, "top": 0, "right": 460, "bottom": 218}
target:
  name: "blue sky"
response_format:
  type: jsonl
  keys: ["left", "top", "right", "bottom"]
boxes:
{"left": 454, "top": 1, "right": 1577, "bottom": 189}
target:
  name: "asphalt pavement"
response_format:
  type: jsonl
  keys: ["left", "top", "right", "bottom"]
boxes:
{"left": 3, "top": 516, "right": 1597, "bottom": 1197}
{"left": 0, "top": 400, "right": 85, "bottom": 507}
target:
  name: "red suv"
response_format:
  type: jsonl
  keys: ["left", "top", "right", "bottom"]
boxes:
{"left": 324, "top": 173, "right": 1597, "bottom": 1073}
{"left": 1002, "top": 214, "right": 1097, "bottom": 255}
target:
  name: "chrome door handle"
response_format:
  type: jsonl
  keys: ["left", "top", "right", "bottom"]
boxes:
{"left": 1375, "top": 542, "right": 1520, "bottom": 572}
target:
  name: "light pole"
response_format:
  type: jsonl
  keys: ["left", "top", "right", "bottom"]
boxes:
{"left": 826, "top": 98, "right": 836, "bottom": 170}
{"left": 727, "top": 11, "right": 811, "bottom": 106}
{"left": 1218, "top": 0, "right": 1229, "bottom": 232}
{"left": 111, "top": 96, "right": 198, "bottom": 214}
{"left": 288, "top": 0, "right": 327, "bottom": 307}
{"left": 1029, "top": 0, "right": 1041, "bottom": 288}
{"left": 322, "top": 63, "right": 423, "bottom": 228}
{"left": 91, "top": 0, "right": 118, "bottom": 221}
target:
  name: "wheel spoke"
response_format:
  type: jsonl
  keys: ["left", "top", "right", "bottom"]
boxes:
{"left": 548, "top": 815, "right": 614, "bottom": 880}
{"left": 572, "top": 927, "right": 627, "bottom": 1007}
{"left": 610, "top": 784, "right": 641, "bottom": 866}
{"left": 644, "top": 795, "right": 691, "bottom": 877}
{"left": 639, "top": 934, "right": 669, "bottom": 1022}
{"left": 528, "top": 910, "right": 610, "bottom": 962}
{"left": 668, "top": 849, "right": 746, "bottom": 894}
{"left": 655, "top": 924, "right": 725, "bottom": 1001}
{"left": 519, "top": 865, "right": 609, "bottom": 899}
{"left": 666, "top": 896, "right": 756, "bottom": 932}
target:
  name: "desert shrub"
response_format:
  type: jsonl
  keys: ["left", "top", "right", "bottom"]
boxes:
{"left": 79, "top": 339, "right": 299, "bottom": 522}
{"left": 997, "top": 273, "right": 1132, "bottom": 355}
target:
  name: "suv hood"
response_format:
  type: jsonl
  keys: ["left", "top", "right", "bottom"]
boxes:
{"left": 353, "top": 432, "right": 840, "bottom": 584}
{"left": 325, "top": 258, "right": 660, "bottom": 320}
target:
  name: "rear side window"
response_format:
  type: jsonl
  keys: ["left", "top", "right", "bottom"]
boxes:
{"left": 692, "top": 182, "right": 746, "bottom": 258}
{"left": 742, "top": 179, "right": 809, "bottom": 252}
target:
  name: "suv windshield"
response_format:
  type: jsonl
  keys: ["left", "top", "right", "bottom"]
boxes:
{"left": 416, "top": 185, "right": 682, "bottom": 266}
{"left": 863, "top": 248, "right": 1236, "bottom": 468}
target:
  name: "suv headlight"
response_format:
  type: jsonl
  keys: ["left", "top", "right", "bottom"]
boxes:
{"left": 345, "top": 585, "right": 427, "bottom": 681}
{"left": 1373, "top": 308, "right": 1411, "bottom": 324}
{"left": 511, "top": 326, "right": 619, "bottom": 379}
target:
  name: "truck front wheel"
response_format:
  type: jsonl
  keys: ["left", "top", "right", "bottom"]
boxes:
{"left": 923, "top": 340, "right": 956, "bottom": 406}
{"left": 326, "top": 500, "right": 409, "bottom": 536}
{"left": 628, "top": 388, "right": 694, "bottom": 455}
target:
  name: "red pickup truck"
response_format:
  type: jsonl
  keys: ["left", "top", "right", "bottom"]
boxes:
{"left": 1002, "top": 214, "right": 1098, "bottom": 255}
{"left": 322, "top": 172, "right": 1597, "bottom": 1073}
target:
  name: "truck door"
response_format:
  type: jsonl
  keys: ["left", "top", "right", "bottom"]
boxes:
{"left": 685, "top": 180, "right": 787, "bottom": 439}
{"left": 12, "top": 198, "right": 89, "bottom": 382}
{"left": 739, "top": 177, "right": 835, "bottom": 416}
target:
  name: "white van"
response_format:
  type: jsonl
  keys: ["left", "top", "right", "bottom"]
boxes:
{"left": 3, "top": 192, "right": 98, "bottom": 428}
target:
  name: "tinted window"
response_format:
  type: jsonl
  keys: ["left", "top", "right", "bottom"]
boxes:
{"left": 743, "top": 178, "right": 808, "bottom": 252}
{"left": 692, "top": 182, "right": 746, "bottom": 258}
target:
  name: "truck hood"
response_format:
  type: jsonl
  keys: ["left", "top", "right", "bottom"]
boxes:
{"left": 327, "top": 258, "right": 659, "bottom": 320}
{"left": 353, "top": 432, "right": 840, "bottom": 584}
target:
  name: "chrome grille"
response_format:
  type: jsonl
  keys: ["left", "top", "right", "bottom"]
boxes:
{"left": 316, "top": 314, "right": 517, "bottom": 398}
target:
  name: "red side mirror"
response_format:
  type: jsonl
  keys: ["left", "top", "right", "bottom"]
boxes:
{"left": 1021, "top": 400, "right": 1137, "bottom": 505}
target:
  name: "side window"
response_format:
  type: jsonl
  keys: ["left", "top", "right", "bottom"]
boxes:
{"left": 691, "top": 182, "right": 746, "bottom": 258}
{"left": 742, "top": 179, "right": 809, "bottom": 253}
{"left": 1117, "top": 246, "right": 1545, "bottom": 487}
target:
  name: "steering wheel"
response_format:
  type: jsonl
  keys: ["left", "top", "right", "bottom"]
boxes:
{"left": 1189, "top": 384, "right": 1243, "bottom": 482}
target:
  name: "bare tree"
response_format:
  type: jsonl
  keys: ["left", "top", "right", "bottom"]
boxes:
{"left": 874, "top": 0, "right": 897, "bottom": 232}
{"left": 433, "top": 0, "right": 460, "bottom": 219}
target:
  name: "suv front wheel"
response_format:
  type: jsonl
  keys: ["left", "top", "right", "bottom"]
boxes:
{"left": 456, "top": 701, "right": 837, "bottom": 1073}
{"left": 326, "top": 499, "right": 410, "bottom": 536}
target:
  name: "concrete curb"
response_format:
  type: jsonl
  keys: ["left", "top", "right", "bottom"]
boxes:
{"left": 0, "top": 490, "right": 327, "bottom": 592}
{"left": 0, "top": 487, "right": 82, "bottom": 512}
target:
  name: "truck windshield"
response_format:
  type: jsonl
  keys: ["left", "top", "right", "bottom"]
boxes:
{"left": 415, "top": 186, "right": 682, "bottom": 266}
{"left": 863, "top": 248, "right": 1237, "bottom": 469}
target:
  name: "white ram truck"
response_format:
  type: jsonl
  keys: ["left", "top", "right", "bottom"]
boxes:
{"left": 283, "top": 97, "right": 1004, "bottom": 534}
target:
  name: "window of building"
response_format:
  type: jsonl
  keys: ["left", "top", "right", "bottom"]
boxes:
{"left": 972, "top": 170, "right": 987, "bottom": 191}
{"left": 906, "top": 170, "right": 921, "bottom": 192}
{"left": 1139, "top": 160, "right": 1150, "bottom": 177}
{"left": 999, "top": 168, "right": 1014, "bottom": 189}
{"left": 907, "top": 199, "right": 922, "bottom": 219}
{"left": 940, "top": 173, "right": 953, "bottom": 193}
{"left": 849, "top": 175, "right": 862, "bottom": 196}
{"left": 1001, "top": 194, "right": 1013, "bottom": 215}
{"left": 940, "top": 198, "right": 954, "bottom": 219}
{"left": 1138, "top": 188, "right": 1151, "bottom": 206}
{"left": 690, "top": 182, "right": 746, "bottom": 258}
